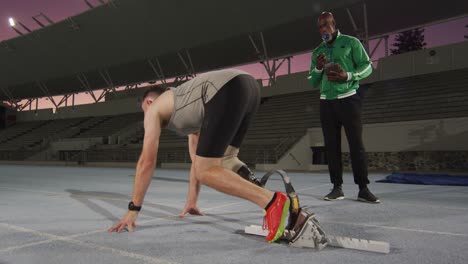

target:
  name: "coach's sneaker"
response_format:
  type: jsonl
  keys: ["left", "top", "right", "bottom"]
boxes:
{"left": 324, "top": 186, "right": 344, "bottom": 201}
{"left": 237, "top": 165, "right": 263, "bottom": 187}
{"left": 263, "top": 192, "right": 290, "bottom": 243}
{"left": 357, "top": 187, "right": 380, "bottom": 203}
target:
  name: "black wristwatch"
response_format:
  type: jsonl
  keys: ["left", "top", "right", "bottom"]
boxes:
{"left": 128, "top": 201, "right": 142, "bottom": 212}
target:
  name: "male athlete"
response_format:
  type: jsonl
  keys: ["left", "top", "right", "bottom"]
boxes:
{"left": 108, "top": 69, "right": 290, "bottom": 243}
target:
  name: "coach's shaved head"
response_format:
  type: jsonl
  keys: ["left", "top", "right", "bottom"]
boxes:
{"left": 317, "top": 12, "right": 335, "bottom": 26}
{"left": 317, "top": 12, "right": 337, "bottom": 42}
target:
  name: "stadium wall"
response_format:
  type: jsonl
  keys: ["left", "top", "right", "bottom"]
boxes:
{"left": 265, "top": 117, "right": 468, "bottom": 171}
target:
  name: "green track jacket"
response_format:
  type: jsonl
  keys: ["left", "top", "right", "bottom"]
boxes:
{"left": 307, "top": 31, "right": 373, "bottom": 99}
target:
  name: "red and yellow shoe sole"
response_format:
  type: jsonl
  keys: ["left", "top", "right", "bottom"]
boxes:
{"left": 267, "top": 198, "right": 290, "bottom": 243}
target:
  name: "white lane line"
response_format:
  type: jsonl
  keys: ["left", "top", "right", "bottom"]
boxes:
{"left": 201, "top": 201, "right": 246, "bottom": 211}
{"left": 0, "top": 222, "right": 76, "bottom": 253}
{"left": 0, "top": 222, "right": 177, "bottom": 264}
{"left": 70, "top": 201, "right": 248, "bottom": 239}
{"left": 391, "top": 201, "right": 468, "bottom": 211}
{"left": 296, "top": 183, "right": 330, "bottom": 192}
{"left": 0, "top": 239, "right": 57, "bottom": 254}
{"left": 67, "top": 216, "right": 174, "bottom": 240}
{"left": 324, "top": 220, "right": 468, "bottom": 238}
{"left": 0, "top": 197, "right": 259, "bottom": 255}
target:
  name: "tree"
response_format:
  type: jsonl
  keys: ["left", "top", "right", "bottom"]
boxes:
{"left": 390, "top": 28, "right": 427, "bottom": 55}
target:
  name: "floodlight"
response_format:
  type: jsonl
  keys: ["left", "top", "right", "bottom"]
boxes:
{"left": 8, "top": 17, "right": 15, "bottom": 27}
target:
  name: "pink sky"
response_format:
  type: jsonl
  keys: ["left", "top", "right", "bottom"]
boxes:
{"left": 1, "top": 1, "right": 467, "bottom": 110}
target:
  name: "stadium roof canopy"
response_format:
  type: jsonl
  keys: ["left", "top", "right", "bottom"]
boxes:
{"left": 1, "top": 0, "right": 467, "bottom": 100}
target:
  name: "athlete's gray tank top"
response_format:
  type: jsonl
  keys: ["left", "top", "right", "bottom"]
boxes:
{"left": 165, "top": 69, "right": 249, "bottom": 136}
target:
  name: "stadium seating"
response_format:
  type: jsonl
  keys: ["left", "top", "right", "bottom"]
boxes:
{"left": 1, "top": 68, "right": 467, "bottom": 165}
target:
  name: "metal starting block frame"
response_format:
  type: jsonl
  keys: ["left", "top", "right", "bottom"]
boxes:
{"left": 244, "top": 208, "right": 390, "bottom": 254}
{"left": 249, "top": 170, "right": 390, "bottom": 254}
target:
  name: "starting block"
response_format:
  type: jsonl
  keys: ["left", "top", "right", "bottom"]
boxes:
{"left": 246, "top": 170, "right": 390, "bottom": 254}
{"left": 244, "top": 208, "right": 390, "bottom": 254}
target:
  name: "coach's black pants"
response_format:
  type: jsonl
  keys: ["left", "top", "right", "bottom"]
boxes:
{"left": 320, "top": 93, "right": 369, "bottom": 186}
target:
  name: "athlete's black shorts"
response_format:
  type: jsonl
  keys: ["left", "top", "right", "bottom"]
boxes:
{"left": 196, "top": 74, "right": 260, "bottom": 157}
